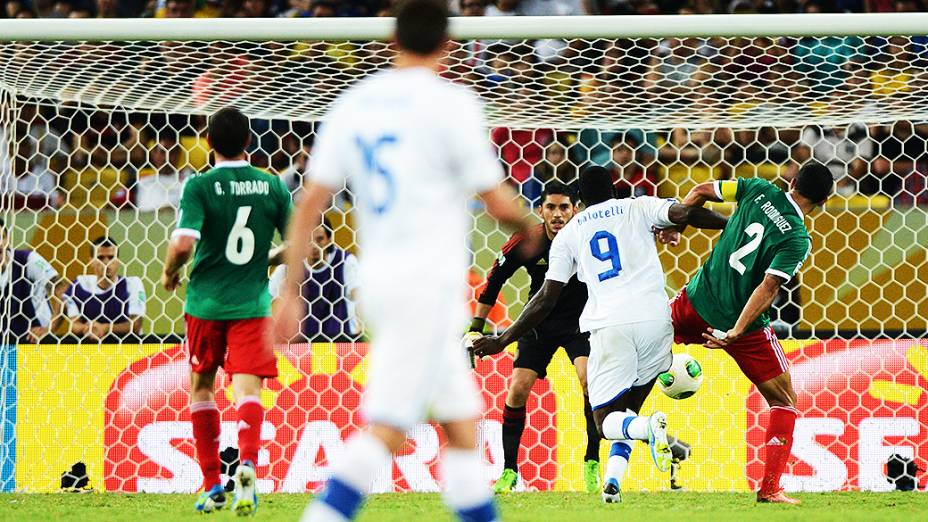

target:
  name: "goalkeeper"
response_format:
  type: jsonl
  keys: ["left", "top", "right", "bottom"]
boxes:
{"left": 470, "top": 182, "right": 602, "bottom": 494}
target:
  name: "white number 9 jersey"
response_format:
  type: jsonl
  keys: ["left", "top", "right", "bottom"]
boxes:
{"left": 546, "top": 197, "right": 677, "bottom": 333}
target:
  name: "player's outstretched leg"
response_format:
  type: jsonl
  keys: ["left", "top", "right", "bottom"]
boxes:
{"left": 601, "top": 441, "right": 631, "bottom": 503}
{"left": 232, "top": 381, "right": 265, "bottom": 516}
{"left": 601, "top": 409, "right": 672, "bottom": 472}
{"left": 494, "top": 368, "right": 536, "bottom": 494}
{"left": 302, "top": 431, "right": 394, "bottom": 521}
{"left": 442, "top": 419, "right": 499, "bottom": 522}
{"left": 582, "top": 398, "right": 602, "bottom": 494}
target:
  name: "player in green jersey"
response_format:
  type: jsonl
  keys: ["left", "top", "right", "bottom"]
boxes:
{"left": 160, "top": 107, "right": 292, "bottom": 516}
{"left": 666, "top": 163, "right": 834, "bottom": 506}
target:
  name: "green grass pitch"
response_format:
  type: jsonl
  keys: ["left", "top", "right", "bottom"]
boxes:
{"left": 0, "top": 492, "right": 921, "bottom": 521}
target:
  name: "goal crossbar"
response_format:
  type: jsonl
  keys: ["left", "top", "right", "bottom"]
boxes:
{"left": 2, "top": 13, "right": 928, "bottom": 42}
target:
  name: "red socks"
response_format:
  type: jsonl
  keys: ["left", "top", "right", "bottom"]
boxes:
{"left": 191, "top": 401, "right": 221, "bottom": 491}
{"left": 236, "top": 396, "right": 264, "bottom": 466}
{"left": 760, "top": 406, "right": 798, "bottom": 495}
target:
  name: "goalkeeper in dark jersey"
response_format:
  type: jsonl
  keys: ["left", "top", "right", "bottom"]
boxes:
{"left": 161, "top": 107, "right": 292, "bottom": 516}
{"left": 471, "top": 182, "right": 602, "bottom": 494}
{"left": 663, "top": 163, "right": 834, "bottom": 505}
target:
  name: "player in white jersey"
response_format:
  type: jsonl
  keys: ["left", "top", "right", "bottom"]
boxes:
{"left": 274, "top": 2, "right": 539, "bottom": 521}
{"left": 473, "top": 167, "right": 728, "bottom": 503}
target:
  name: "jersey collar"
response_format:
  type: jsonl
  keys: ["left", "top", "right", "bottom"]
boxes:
{"left": 785, "top": 192, "right": 803, "bottom": 217}
{"left": 215, "top": 160, "right": 250, "bottom": 169}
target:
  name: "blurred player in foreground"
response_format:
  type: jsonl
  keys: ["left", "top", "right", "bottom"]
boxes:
{"left": 275, "top": 2, "right": 539, "bottom": 521}
{"left": 664, "top": 163, "right": 834, "bottom": 505}
{"left": 161, "top": 107, "right": 292, "bottom": 515}
{"left": 474, "top": 167, "right": 728, "bottom": 503}
{"left": 470, "top": 182, "right": 604, "bottom": 493}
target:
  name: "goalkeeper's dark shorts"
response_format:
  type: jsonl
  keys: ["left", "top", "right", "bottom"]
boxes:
{"left": 514, "top": 329, "right": 590, "bottom": 379}
{"left": 670, "top": 288, "right": 789, "bottom": 385}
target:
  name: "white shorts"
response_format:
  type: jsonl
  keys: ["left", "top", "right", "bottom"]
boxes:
{"left": 360, "top": 284, "right": 484, "bottom": 431}
{"left": 587, "top": 319, "right": 673, "bottom": 410}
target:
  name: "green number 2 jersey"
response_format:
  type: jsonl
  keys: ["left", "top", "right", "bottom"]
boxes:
{"left": 175, "top": 160, "right": 292, "bottom": 320}
{"left": 686, "top": 177, "right": 812, "bottom": 334}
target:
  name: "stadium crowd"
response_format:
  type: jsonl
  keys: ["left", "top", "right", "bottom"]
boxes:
{"left": 3, "top": 0, "right": 928, "bottom": 210}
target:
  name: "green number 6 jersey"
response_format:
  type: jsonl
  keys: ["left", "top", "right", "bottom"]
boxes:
{"left": 175, "top": 160, "right": 292, "bottom": 320}
{"left": 686, "top": 177, "right": 812, "bottom": 334}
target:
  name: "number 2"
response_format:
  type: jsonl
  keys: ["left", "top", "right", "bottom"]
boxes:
{"left": 226, "top": 206, "right": 255, "bottom": 265}
{"left": 590, "top": 230, "right": 622, "bottom": 281}
{"left": 728, "top": 222, "right": 764, "bottom": 275}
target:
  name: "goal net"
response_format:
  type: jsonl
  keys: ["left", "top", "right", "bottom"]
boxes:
{"left": 1, "top": 15, "right": 927, "bottom": 494}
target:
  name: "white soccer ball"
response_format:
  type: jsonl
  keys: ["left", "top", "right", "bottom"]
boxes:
{"left": 657, "top": 353, "right": 704, "bottom": 400}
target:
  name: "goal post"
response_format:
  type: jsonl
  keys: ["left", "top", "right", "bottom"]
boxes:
{"left": 1, "top": 14, "right": 927, "bottom": 494}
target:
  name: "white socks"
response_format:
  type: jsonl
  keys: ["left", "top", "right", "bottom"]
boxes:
{"left": 441, "top": 448, "right": 498, "bottom": 522}
{"left": 601, "top": 409, "right": 650, "bottom": 441}
{"left": 605, "top": 441, "right": 633, "bottom": 487}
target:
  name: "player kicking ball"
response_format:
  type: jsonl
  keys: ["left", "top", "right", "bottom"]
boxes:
{"left": 274, "top": 2, "right": 540, "bottom": 521}
{"left": 161, "top": 107, "right": 293, "bottom": 516}
{"left": 474, "top": 167, "right": 728, "bottom": 503}
{"left": 660, "top": 163, "right": 834, "bottom": 505}
{"left": 469, "top": 182, "right": 604, "bottom": 494}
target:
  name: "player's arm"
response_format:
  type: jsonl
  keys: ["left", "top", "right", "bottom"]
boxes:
{"left": 162, "top": 235, "right": 196, "bottom": 291}
{"left": 657, "top": 181, "right": 733, "bottom": 245}
{"left": 472, "top": 280, "right": 565, "bottom": 358}
{"left": 479, "top": 184, "right": 538, "bottom": 239}
{"left": 703, "top": 274, "right": 782, "bottom": 348}
{"left": 704, "top": 237, "right": 810, "bottom": 348}
{"left": 472, "top": 226, "right": 575, "bottom": 358}
{"left": 162, "top": 179, "right": 203, "bottom": 291}
{"left": 276, "top": 181, "right": 332, "bottom": 340}
{"left": 667, "top": 203, "right": 729, "bottom": 230}
{"left": 471, "top": 234, "right": 529, "bottom": 332}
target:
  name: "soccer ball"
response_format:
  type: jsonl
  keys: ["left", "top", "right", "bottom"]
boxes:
{"left": 657, "top": 353, "right": 704, "bottom": 400}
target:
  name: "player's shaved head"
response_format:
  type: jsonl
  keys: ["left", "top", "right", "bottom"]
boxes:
{"left": 208, "top": 107, "right": 251, "bottom": 159}
{"left": 394, "top": 0, "right": 449, "bottom": 56}
{"left": 579, "top": 166, "right": 616, "bottom": 206}
{"left": 794, "top": 162, "right": 834, "bottom": 204}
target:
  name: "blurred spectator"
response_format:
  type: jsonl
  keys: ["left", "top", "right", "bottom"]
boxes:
{"left": 486, "top": 0, "right": 519, "bottom": 15}
{"left": 269, "top": 218, "right": 361, "bottom": 341}
{"left": 240, "top": 0, "right": 274, "bottom": 17}
{"left": 135, "top": 135, "right": 194, "bottom": 211}
{"left": 726, "top": 127, "right": 792, "bottom": 182}
{"left": 194, "top": 0, "right": 225, "bottom": 17}
{"left": 793, "top": 123, "right": 872, "bottom": 195}
{"left": 571, "top": 129, "right": 657, "bottom": 168}
{"left": 868, "top": 121, "right": 928, "bottom": 197}
{"left": 657, "top": 127, "right": 728, "bottom": 198}
{"left": 280, "top": 0, "right": 313, "bottom": 16}
{"left": 460, "top": 0, "right": 487, "bottom": 15}
{"left": 793, "top": 2, "right": 865, "bottom": 96}
{"left": 0, "top": 103, "right": 69, "bottom": 209}
{"left": 310, "top": 0, "right": 339, "bottom": 17}
{"left": 49, "top": 1, "right": 72, "bottom": 17}
{"left": 534, "top": 141, "right": 577, "bottom": 185}
{"left": 607, "top": 134, "right": 657, "bottom": 198}
{"left": 0, "top": 219, "right": 67, "bottom": 343}
{"left": 64, "top": 237, "right": 145, "bottom": 340}
{"left": 278, "top": 139, "right": 312, "bottom": 197}
{"left": 491, "top": 127, "right": 554, "bottom": 205}
{"left": 518, "top": 0, "right": 591, "bottom": 14}
{"left": 163, "top": 0, "right": 194, "bottom": 18}
{"left": 644, "top": 36, "right": 711, "bottom": 104}
{"left": 4, "top": 1, "right": 23, "bottom": 18}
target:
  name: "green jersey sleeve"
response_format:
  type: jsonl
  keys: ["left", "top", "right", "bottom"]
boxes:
{"left": 176, "top": 177, "right": 205, "bottom": 238}
{"left": 767, "top": 236, "right": 812, "bottom": 282}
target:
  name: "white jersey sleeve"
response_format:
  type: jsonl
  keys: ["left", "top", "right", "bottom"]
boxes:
{"left": 634, "top": 196, "right": 677, "bottom": 229}
{"left": 126, "top": 276, "right": 146, "bottom": 317}
{"left": 546, "top": 223, "right": 578, "bottom": 283}
{"left": 308, "top": 104, "right": 349, "bottom": 191}
{"left": 448, "top": 90, "right": 504, "bottom": 194}
{"left": 268, "top": 265, "right": 287, "bottom": 299}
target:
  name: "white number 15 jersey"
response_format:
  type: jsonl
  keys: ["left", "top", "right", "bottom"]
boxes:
{"left": 546, "top": 197, "right": 676, "bottom": 332}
